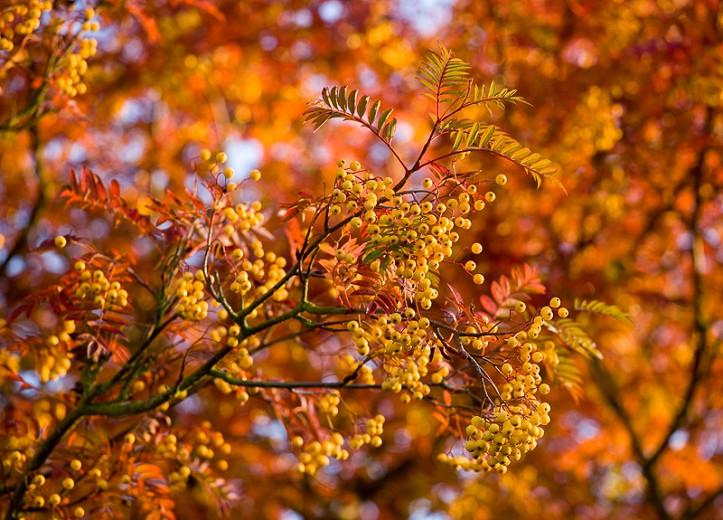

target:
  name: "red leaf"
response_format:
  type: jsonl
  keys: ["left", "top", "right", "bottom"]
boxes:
{"left": 479, "top": 295, "right": 497, "bottom": 315}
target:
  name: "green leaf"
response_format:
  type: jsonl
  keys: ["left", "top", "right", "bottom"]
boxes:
{"left": 376, "top": 108, "right": 393, "bottom": 130}
{"left": 545, "top": 318, "right": 602, "bottom": 360}
{"left": 554, "top": 349, "right": 584, "bottom": 402}
{"left": 382, "top": 119, "right": 397, "bottom": 141}
{"left": 362, "top": 248, "right": 386, "bottom": 264}
{"left": 328, "top": 87, "right": 339, "bottom": 109}
{"left": 357, "top": 95, "right": 369, "bottom": 117}
{"left": 417, "top": 46, "right": 471, "bottom": 108}
{"left": 348, "top": 89, "right": 358, "bottom": 114}
{"left": 452, "top": 129, "right": 464, "bottom": 151}
{"left": 479, "top": 124, "right": 496, "bottom": 147}
{"left": 574, "top": 299, "right": 631, "bottom": 324}
{"left": 369, "top": 99, "right": 381, "bottom": 124}
{"left": 337, "top": 86, "right": 348, "bottom": 111}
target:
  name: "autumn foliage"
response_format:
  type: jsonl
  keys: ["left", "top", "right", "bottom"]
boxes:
{"left": 1, "top": 1, "right": 721, "bottom": 520}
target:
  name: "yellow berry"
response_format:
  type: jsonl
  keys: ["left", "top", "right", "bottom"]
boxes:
{"left": 471, "top": 242, "right": 483, "bottom": 254}
{"left": 473, "top": 274, "right": 485, "bottom": 285}
{"left": 73, "top": 506, "right": 85, "bottom": 518}
{"left": 484, "top": 191, "right": 496, "bottom": 203}
{"left": 215, "top": 152, "right": 227, "bottom": 163}
{"left": 54, "top": 236, "right": 67, "bottom": 249}
{"left": 464, "top": 260, "right": 476, "bottom": 272}
{"left": 495, "top": 174, "right": 508, "bottom": 185}
{"left": 549, "top": 297, "right": 561, "bottom": 308}
{"left": 249, "top": 169, "right": 262, "bottom": 181}
{"left": 62, "top": 477, "right": 75, "bottom": 490}
{"left": 540, "top": 306, "right": 554, "bottom": 320}
{"left": 70, "top": 459, "right": 82, "bottom": 471}
{"left": 223, "top": 167, "right": 234, "bottom": 179}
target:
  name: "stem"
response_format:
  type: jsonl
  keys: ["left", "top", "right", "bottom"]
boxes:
{"left": 3, "top": 404, "right": 87, "bottom": 519}
{"left": 209, "top": 370, "right": 381, "bottom": 390}
{"left": 0, "top": 126, "right": 44, "bottom": 279}
{"left": 644, "top": 121, "right": 710, "bottom": 469}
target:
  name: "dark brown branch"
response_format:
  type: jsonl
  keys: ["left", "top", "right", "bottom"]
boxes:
{"left": 590, "top": 359, "right": 671, "bottom": 520}
{"left": 645, "top": 113, "right": 712, "bottom": 470}
{"left": 0, "top": 126, "right": 44, "bottom": 279}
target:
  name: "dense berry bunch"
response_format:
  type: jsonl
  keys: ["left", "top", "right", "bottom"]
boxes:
{"left": 72, "top": 260, "right": 129, "bottom": 310}
{"left": 294, "top": 433, "right": 349, "bottom": 476}
{"left": 331, "top": 163, "right": 493, "bottom": 310}
{"left": 0, "top": 0, "right": 52, "bottom": 52}
{"left": 348, "top": 415, "right": 386, "bottom": 449}
{"left": 173, "top": 271, "right": 209, "bottom": 320}
{"left": 36, "top": 320, "right": 75, "bottom": 383}
{"left": 54, "top": 8, "right": 99, "bottom": 97}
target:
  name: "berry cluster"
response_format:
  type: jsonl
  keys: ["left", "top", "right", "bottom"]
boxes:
{"left": 0, "top": 0, "right": 52, "bottom": 52}
{"left": 227, "top": 241, "right": 289, "bottom": 309}
{"left": 348, "top": 313, "right": 442, "bottom": 403}
{"left": 445, "top": 400, "right": 551, "bottom": 474}
{"left": 55, "top": 8, "right": 99, "bottom": 97}
{"left": 36, "top": 320, "right": 75, "bottom": 383}
{"left": 73, "top": 261, "right": 129, "bottom": 310}
{"left": 348, "top": 415, "right": 385, "bottom": 449}
{"left": 198, "top": 148, "right": 262, "bottom": 191}
{"left": 317, "top": 390, "right": 341, "bottom": 416}
{"left": 21, "top": 458, "right": 93, "bottom": 518}
{"left": 173, "top": 271, "right": 208, "bottom": 320}
{"left": 329, "top": 161, "right": 494, "bottom": 313}
{"left": 440, "top": 297, "right": 569, "bottom": 472}
{"left": 293, "top": 433, "right": 349, "bottom": 476}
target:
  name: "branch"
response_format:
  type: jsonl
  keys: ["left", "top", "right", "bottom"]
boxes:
{"left": 0, "top": 126, "right": 44, "bottom": 279}
{"left": 590, "top": 359, "right": 670, "bottom": 520}
{"left": 209, "top": 370, "right": 380, "bottom": 390}
{"left": 644, "top": 123, "right": 711, "bottom": 470}
{"left": 682, "top": 484, "right": 723, "bottom": 519}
